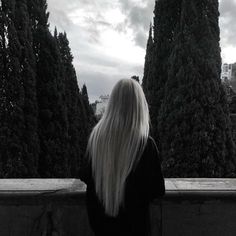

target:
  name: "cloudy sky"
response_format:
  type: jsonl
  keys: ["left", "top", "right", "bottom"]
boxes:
{"left": 47, "top": 0, "right": 236, "bottom": 103}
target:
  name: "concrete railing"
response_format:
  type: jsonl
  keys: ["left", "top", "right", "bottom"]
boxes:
{"left": 0, "top": 178, "right": 236, "bottom": 236}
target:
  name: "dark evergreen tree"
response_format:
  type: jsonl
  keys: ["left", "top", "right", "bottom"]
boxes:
{"left": 27, "top": 0, "right": 69, "bottom": 177}
{"left": 230, "top": 96, "right": 236, "bottom": 114}
{"left": 80, "top": 84, "right": 96, "bottom": 169}
{"left": 0, "top": 0, "right": 6, "bottom": 175}
{"left": 14, "top": 0, "right": 39, "bottom": 176}
{"left": 230, "top": 113, "right": 236, "bottom": 144}
{"left": 131, "top": 75, "right": 140, "bottom": 83}
{"left": 230, "top": 96, "right": 236, "bottom": 144}
{"left": 81, "top": 83, "right": 97, "bottom": 132}
{"left": 158, "top": 0, "right": 235, "bottom": 177}
{"left": 81, "top": 84, "right": 89, "bottom": 105}
{"left": 0, "top": 0, "right": 27, "bottom": 177}
{"left": 76, "top": 84, "right": 97, "bottom": 176}
{"left": 142, "top": 0, "right": 181, "bottom": 144}
{"left": 0, "top": 0, "right": 94, "bottom": 177}
{"left": 142, "top": 24, "right": 154, "bottom": 98}
{"left": 57, "top": 32, "right": 90, "bottom": 177}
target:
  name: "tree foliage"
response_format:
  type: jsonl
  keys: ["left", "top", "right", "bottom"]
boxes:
{"left": 0, "top": 0, "right": 29, "bottom": 177}
{"left": 56, "top": 32, "right": 95, "bottom": 177}
{"left": 0, "top": 0, "right": 94, "bottom": 177}
{"left": 143, "top": 0, "right": 236, "bottom": 177}
{"left": 142, "top": 0, "right": 181, "bottom": 143}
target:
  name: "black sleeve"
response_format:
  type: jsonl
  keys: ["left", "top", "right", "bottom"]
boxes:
{"left": 148, "top": 137, "right": 165, "bottom": 200}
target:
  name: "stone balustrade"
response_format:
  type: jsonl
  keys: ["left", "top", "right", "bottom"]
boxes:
{"left": 0, "top": 178, "right": 236, "bottom": 236}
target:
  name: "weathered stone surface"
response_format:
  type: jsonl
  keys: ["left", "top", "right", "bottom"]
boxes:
{"left": 0, "top": 179, "right": 92, "bottom": 236}
{"left": 162, "top": 200, "right": 236, "bottom": 236}
{"left": 0, "top": 179, "right": 235, "bottom": 236}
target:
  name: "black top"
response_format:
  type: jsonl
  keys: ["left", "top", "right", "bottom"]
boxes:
{"left": 80, "top": 136, "right": 165, "bottom": 236}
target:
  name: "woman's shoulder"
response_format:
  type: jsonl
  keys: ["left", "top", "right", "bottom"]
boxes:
{"left": 145, "top": 136, "right": 159, "bottom": 154}
{"left": 138, "top": 136, "right": 160, "bottom": 166}
{"left": 147, "top": 136, "right": 156, "bottom": 145}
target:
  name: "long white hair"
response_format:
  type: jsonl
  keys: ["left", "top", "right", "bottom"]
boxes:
{"left": 86, "top": 79, "right": 150, "bottom": 216}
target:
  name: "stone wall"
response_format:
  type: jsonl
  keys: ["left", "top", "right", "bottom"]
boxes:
{"left": 0, "top": 179, "right": 236, "bottom": 236}
{"left": 0, "top": 179, "right": 93, "bottom": 236}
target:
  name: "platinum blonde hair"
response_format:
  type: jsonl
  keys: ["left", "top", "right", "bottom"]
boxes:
{"left": 87, "top": 79, "right": 150, "bottom": 216}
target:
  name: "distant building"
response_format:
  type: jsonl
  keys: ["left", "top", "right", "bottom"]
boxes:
{"left": 221, "top": 63, "right": 232, "bottom": 82}
{"left": 221, "top": 63, "right": 236, "bottom": 143}
{"left": 94, "top": 95, "right": 109, "bottom": 118}
{"left": 221, "top": 63, "right": 236, "bottom": 93}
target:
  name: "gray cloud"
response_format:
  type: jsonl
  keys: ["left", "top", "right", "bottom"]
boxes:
{"left": 47, "top": 0, "right": 152, "bottom": 49}
{"left": 115, "top": 22, "right": 128, "bottom": 33}
{"left": 219, "top": 0, "right": 236, "bottom": 47}
{"left": 84, "top": 16, "right": 113, "bottom": 44}
{"left": 78, "top": 54, "right": 119, "bottom": 68}
{"left": 48, "top": 0, "right": 93, "bottom": 13}
{"left": 134, "top": 30, "right": 147, "bottom": 48}
{"left": 118, "top": 0, "right": 154, "bottom": 48}
{"left": 220, "top": 0, "right": 236, "bottom": 15}
{"left": 47, "top": 0, "right": 113, "bottom": 43}
{"left": 48, "top": 9, "right": 73, "bottom": 31}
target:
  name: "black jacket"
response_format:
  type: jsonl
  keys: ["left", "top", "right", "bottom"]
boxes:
{"left": 80, "top": 136, "right": 165, "bottom": 236}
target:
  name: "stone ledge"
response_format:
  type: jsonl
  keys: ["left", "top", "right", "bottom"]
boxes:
{"left": 1, "top": 178, "right": 236, "bottom": 194}
{"left": 164, "top": 178, "right": 236, "bottom": 200}
{"left": 0, "top": 178, "right": 235, "bottom": 202}
{"left": 0, "top": 179, "right": 235, "bottom": 236}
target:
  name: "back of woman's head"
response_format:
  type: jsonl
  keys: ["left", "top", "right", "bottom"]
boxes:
{"left": 87, "top": 78, "right": 150, "bottom": 216}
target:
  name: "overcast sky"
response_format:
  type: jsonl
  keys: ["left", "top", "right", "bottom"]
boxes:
{"left": 47, "top": 0, "right": 236, "bottom": 103}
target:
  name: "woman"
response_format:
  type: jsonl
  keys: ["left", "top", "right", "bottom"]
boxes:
{"left": 81, "top": 79, "right": 165, "bottom": 236}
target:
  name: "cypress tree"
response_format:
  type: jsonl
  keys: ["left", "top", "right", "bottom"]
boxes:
{"left": 80, "top": 84, "right": 97, "bottom": 173}
{"left": 0, "top": 0, "right": 93, "bottom": 177}
{"left": 14, "top": 0, "right": 39, "bottom": 176}
{"left": 142, "top": 0, "right": 181, "bottom": 144}
{"left": 57, "top": 32, "right": 89, "bottom": 176}
{"left": 230, "top": 97, "right": 236, "bottom": 144}
{"left": 0, "top": 0, "right": 27, "bottom": 177}
{"left": 27, "top": 0, "right": 69, "bottom": 177}
{"left": 142, "top": 24, "right": 154, "bottom": 98}
{"left": 81, "top": 84, "right": 96, "bottom": 135}
{"left": 0, "top": 0, "right": 6, "bottom": 175}
{"left": 158, "top": 0, "right": 236, "bottom": 177}
{"left": 81, "top": 84, "right": 89, "bottom": 106}
{"left": 230, "top": 96, "right": 236, "bottom": 114}
{"left": 131, "top": 75, "right": 140, "bottom": 83}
